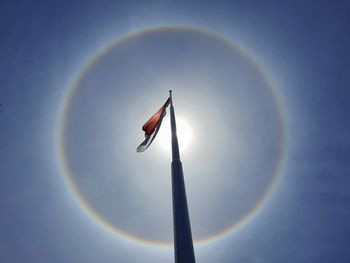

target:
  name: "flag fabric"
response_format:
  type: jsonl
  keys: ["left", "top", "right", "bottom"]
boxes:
{"left": 137, "top": 97, "right": 170, "bottom": 152}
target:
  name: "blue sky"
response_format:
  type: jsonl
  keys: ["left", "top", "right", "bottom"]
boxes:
{"left": 1, "top": 1, "right": 350, "bottom": 262}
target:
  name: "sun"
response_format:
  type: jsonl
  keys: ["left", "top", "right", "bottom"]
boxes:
{"left": 157, "top": 116, "right": 194, "bottom": 153}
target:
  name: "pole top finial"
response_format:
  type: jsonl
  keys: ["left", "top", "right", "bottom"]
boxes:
{"left": 169, "top": 90, "right": 173, "bottom": 105}
{"left": 169, "top": 90, "right": 173, "bottom": 100}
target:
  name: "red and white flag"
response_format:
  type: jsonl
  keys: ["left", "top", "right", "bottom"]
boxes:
{"left": 137, "top": 97, "right": 170, "bottom": 152}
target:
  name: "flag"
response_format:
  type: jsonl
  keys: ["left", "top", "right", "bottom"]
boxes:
{"left": 137, "top": 97, "right": 170, "bottom": 152}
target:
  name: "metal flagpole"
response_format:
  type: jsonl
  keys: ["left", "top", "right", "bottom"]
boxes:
{"left": 169, "top": 90, "right": 196, "bottom": 263}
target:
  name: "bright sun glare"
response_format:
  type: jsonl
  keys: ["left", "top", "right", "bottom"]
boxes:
{"left": 157, "top": 117, "right": 194, "bottom": 153}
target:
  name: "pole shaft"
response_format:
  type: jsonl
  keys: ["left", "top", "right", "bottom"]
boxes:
{"left": 169, "top": 91, "right": 196, "bottom": 263}
{"left": 170, "top": 96, "right": 180, "bottom": 161}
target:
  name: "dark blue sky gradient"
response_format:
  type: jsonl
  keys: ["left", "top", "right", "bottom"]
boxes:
{"left": 1, "top": 1, "right": 350, "bottom": 262}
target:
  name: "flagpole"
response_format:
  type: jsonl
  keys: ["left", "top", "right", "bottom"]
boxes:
{"left": 169, "top": 90, "right": 196, "bottom": 263}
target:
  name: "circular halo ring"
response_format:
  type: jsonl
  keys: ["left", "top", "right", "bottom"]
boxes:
{"left": 56, "top": 25, "right": 288, "bottom": 248}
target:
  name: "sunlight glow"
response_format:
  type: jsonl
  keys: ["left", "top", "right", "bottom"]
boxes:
{"left": 157, "top": 116, "right": 194, "bottom": 153}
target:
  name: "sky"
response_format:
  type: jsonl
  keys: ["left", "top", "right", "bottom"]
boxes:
{"left": 1, "top": 1, "right": 350, "bottom": 262}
